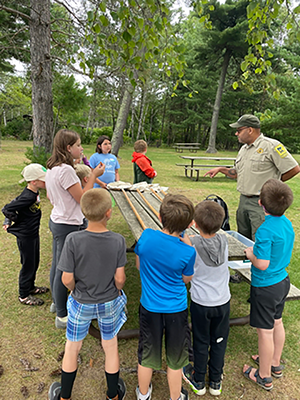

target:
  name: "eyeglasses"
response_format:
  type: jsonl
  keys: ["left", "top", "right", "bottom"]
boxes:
{"left": 236, "top": 127, "right": 248, "bottom": 133}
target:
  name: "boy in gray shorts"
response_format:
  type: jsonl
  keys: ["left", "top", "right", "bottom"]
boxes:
{"left": 48, "top": 189, "right": 127, "bottom": 400}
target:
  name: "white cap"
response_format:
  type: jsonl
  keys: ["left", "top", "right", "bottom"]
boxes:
{"left": 19, "top": 163, "right": 47, "bottom": 183}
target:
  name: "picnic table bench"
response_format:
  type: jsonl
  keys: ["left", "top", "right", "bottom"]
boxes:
{"left": 173, "top": 143, "right": 200, "bottom": 153}
{"left": 178, "top": 156, "right": 236, "bottom": 181}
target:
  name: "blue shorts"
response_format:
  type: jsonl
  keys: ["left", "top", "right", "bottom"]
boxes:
{"left": 66, "top": 291, "right": 127, "bottom": 342}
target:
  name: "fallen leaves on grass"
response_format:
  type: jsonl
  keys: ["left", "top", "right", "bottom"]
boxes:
{"left": 19, "top": 358, "right": 39, "bottom": 372}
{"left": 20, "top": 386, "right": 29, "bottom": 398}
{"left": 37, "top": 382, "right": 45, "bottom": 393}
{"left": 50, "top": 368, "right": 62, "bottom": 377}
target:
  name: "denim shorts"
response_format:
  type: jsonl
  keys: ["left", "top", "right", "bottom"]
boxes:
{"left": 66, "top": 291, "right": 127, "bottom": 341}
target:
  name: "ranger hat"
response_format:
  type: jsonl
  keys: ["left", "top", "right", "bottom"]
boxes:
{"left": 229, "top": 114, "right": 260, "bottom": 129}
{"left": 19, "top": 163, "right": 47, "bottom": 183}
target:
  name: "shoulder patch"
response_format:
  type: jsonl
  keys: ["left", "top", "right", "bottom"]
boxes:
{"left": 274, "top": 144, "right": 288, "bottom": 158}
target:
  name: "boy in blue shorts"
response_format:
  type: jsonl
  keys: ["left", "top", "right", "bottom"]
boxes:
{"left": 48, "top": 189, "right": 127, "bottom": 400}
{"left": 135, "top": 194, "right": 196, "bottom": 400}
{"left": 243, "top": 179, "right": 294, "bottom": 391}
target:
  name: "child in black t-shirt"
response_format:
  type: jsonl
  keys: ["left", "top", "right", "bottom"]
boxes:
{"left": 2, "top": 163, "right": 49, "bottom": 305}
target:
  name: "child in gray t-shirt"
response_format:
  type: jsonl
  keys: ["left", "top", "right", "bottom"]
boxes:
{"left": 182, "top": 200, "right": 230, "bottom": 397}
{"left": 48, "top": 189, "right": 127, "bottom": 400}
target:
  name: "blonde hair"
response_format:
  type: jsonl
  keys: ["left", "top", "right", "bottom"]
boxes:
{"left": 134, "top": 140, "right": 147, "bottom": 153}
{"left": 75, "top": 164, "right": 91, "bottom": 184}
{"left": 80, "top": 189, "right": 112, "bottom": 221}
{"left": 47, "top": 129, "right": 80, "bottom": 169}
{"left": 160, "top": 194, "right": 194, "bottom": 234}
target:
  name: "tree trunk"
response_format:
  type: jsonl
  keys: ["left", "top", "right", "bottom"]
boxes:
{"left": 111, "top": 83, "right": 134, "bottom": 156}
{"left": 30, "top": 0, "right": 53, "bottom": 154}
{"left": 136, "top": 86, "right": 147, "bottom": 140}
{"left": 206, "top": 49, "right": 231, "bottom": 153}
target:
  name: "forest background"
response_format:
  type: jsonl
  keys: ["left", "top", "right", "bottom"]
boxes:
{"left": 1, "top": 0, "right": 300, "bottom": 158}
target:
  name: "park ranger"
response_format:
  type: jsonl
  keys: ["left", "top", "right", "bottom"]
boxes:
{"left": 204, "top": 113, "right": 300, "bottom": 246}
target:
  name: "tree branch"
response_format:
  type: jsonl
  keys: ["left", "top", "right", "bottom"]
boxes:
{"left": 0, "top": 5, "right": 31, "bottom": 21}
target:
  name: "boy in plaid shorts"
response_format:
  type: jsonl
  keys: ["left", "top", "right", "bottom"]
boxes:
{"left": 135, "top": 194, "right": 196, "bottom": 400}
{"left": 48, "top": 189, "right": 127, "bottom": 400}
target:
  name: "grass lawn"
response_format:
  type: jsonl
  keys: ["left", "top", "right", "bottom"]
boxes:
{"left": 0, "top": 140, "right": 299, "bottom": 399}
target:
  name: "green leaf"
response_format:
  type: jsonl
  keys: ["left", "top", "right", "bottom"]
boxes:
{"left": 166, "top": 70, "right": 171, "bottom": 77}
{"left": 87, "top": 11, "right": 94, "bottom": 21}
{"left": 188, "top": 93, "right": 193, "bottom": 98}
{"left": 241, "top": 61, "right": 248, "bottom": 72}
{"left": 99, "top": 2, "right": 106, "bottom": 12}
{"left": 137, "top": 18, "right": 144, "bottom": 30}
{"left": 294, "top": 5, "right": 300, "bottom": 14}
{"left": 100, "top": 15, "right": 109, "bottom": 27}
{"left": 255, "top": 67, "right": 262, "bottom": 74}
{"left": 286, "top": 22, "right": 293, "bottom": 30}
{"left": 93, "top": 23, "right": 101, "bottom": 34}
{"left": 122, "top": 30, "right": 132, "bottom": 42}
{"left": 208, "top": 5, "right": 214, "bottom": 11}
{"left": 233, "top": 81, "right": 239, "bottom": 90}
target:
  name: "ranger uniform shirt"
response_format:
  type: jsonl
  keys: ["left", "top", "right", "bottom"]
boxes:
{"left": 234, "top": 134, "right": 298, "bottom": 196}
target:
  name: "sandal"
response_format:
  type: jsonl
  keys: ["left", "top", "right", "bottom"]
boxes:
{"left": 243, "top": 366, "right": 273, "bottom": 391}
{"left": 29, "top": 286, "right": 49, "bottom": 295}
{"left": 252, "top": 355, "right": 284, "bottom": 378}
{"left": 19, "top": 295, "right": 44, "bottom": 306}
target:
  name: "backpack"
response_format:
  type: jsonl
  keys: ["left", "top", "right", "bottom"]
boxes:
{"left": 205, "top": 194, "right": 230, "bottom": 231}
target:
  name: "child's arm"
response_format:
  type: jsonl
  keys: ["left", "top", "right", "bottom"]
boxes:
{"left": 68, "top": 162, "right": 105, "bottom": 203}
{"left": 180, "top": 232, "right": 193, "bottom": 246}
{"left": 61, "top": 271, "right": 75, "bottom": 291}
{"left": 244, "top": 247, "right": 270, "bottom": 270}
{"left": 115, "top": 169, "right": 120, "bottom": 182}
{"left": 136, "top": 157, "right": 157, "bottom": 178}
{"left": 114, "top": 266, "right": 126, "bottom": 290}
{"left": 135, "top": 255, "right": 140, "bottom": 270}
{"left": 182, "top": 274, "right": 193, "bottom": 284}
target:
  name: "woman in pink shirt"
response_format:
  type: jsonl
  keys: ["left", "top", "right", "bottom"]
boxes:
{"left": 46, "top": 129, "right": 105, "bottom": 329}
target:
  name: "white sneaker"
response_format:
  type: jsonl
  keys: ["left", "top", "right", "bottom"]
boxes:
{"left": 209, "top": 381, "right": 222, "bottom": 396}
{"left": 136, "top": 383, "right": 152, "bottom": 400}
{"left": 55, "top": 316, "right": 67, "bottom": 329}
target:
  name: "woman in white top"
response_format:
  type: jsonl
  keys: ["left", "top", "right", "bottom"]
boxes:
{"left": 46, "top": 129, "right": 105, "bottom": 329}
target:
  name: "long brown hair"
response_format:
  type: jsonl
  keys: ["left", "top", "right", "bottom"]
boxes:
{"left": 47, "top": 129, "right": 80, "bottom": 169}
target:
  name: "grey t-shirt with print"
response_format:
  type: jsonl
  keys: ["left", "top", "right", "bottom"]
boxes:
{"left": 58, "top": 230, "right": 127, "bottom": 304}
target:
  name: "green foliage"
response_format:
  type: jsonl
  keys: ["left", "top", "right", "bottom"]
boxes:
{"left": 0, "top": 117, "right": 32, "bottom": 140}
{"left": 81, "top": 0, "right": 187, "bottom": 85}
{"left": 25, "top": 146, "right": 51, "bottom": 168}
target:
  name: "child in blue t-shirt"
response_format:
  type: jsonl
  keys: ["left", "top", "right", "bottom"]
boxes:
{"left": 135, "top": 194, "right": 196, "bottom": 400}
{"left": 89, "top": 135, "right": 120, "bottom": 189}
{"left": 243, "top": 179, "right": 294, "bottom": 391}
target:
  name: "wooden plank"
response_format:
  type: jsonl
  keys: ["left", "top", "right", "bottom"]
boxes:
{"left": 234, "top": 268, "right": 300, "bottom": 301}
{"left": 180, "top": 156, "right": 236, "bottom": 161}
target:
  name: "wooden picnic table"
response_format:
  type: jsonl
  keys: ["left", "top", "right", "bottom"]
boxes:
{"left": 88, "top": 188, "right": 300, "bottom": 339}
{"left": 173, "top": 143, "right": 200, "bottom": 153}
{"left": 178, "top": 155, "right": 236, "bottom": 181}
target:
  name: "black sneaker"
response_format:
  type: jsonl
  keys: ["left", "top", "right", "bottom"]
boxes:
{"left": 48, "top": 382, "right": 61, "bottom": 400}
{"left": 117, "top": 377, "right": 126, "bottom": 400}
{"left": 229, "top": 272, "right": 243, "bottom": 283}
{"left": 209, "top": 380, "right": 222, "bottom": 396}
{"left": 180, "top": 386, "right": 189, "bottom": 400}
{"left": 182, "top": 364, "right": 206, "bottom": 395}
